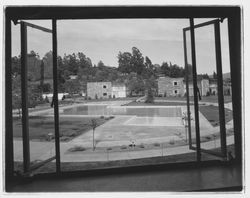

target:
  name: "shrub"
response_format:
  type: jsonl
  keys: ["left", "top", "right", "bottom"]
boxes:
{"left": 121, "top": 145, "right": 127, "bottom": 150}
{"left": 145, "top": 89, "right": 154, "bottom": 103}
{"left": 153, "top": 143, "right": 160, "bottom": 147}
{"left": 205, "top": 136, "right": 212, "bottom": 140}
{"left": 68, "top": 146, "right": 86, "bottom": 152}
{"left": 95, "top": 94, "right": 98, "bottom": 99}
{"left": 169, "top": 139, "right": 175, "bottom": 145}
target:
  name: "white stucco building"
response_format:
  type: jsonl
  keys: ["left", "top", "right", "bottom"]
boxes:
{"left": 111, "top": 83, "right": 127, "bottom": 98}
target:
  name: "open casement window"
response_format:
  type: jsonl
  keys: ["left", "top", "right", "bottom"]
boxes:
{"left": 183, "top": 19, "right": 229, "bottom": 160}
{"left": 17, "top": 21, "right": 59, "bottom": 174}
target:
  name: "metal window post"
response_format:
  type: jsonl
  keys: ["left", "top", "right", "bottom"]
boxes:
{"left": 189, "top": 18, "right": 201, "bottom": 162}
{"left": 5, "top": 16, "right": 14, "bottom": 183}
{"left": 228, "top": 14, "right": 242, "bottom": 163}
{"left": 183, "top": 29, "right": 192, "bottom": 148}
{"left": 52, "top": 19, "right": 61, "bottom": 173}
{"left": 214, "top": 21, "right": 227, "bottom": 158}
{"left": 20, "top": 21, "right": 30, "bottom": 172}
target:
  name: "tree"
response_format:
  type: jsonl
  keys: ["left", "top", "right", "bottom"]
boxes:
{"left": 57, "top": 56, "right": 66, "bottom": 92}
{"left": 12, "top": 75, "right": 22, "bottom": 117}
{"left": 143, "top": 56, "right": 155, "bottom": 78}
{"left": 97, "top": 60, "right": 105, "bottom": 68}
{"left": 201, "top": 73, "right": 210, "bottom": 79}
{"left": 42, "top": 51, "right": 53, "bottom": 79}
{"left": 27, "top": 50, "right": 42, "bottom": 81}
{"left": 117, "top": 47, "right": 146, "bottom": 75}
{"left": 127, "top": 76, "right": 145, "bottom": 96}
{"left": 11, "top": 56, "right": 21, "bottom": 77}
{"left": 161, "top": 62, "right": 170, "bottom": 76}
{"left": 117, "top": 51, "right": 132, "bottom": 74}
{"left": 169, "top": 64, "right": 185, "bottom": 77}
{"left": 63, "top": 79, "right": 81, "bottom": 101}
{"left": 145, "top": 76, "right": 157, "bottom": 103}
{"left": 131, "top": 47, "right": 145, "bottom": 75}
{"left": 91, "top": 119, "right": 98, "bottom": 151}
{"left": 78, "top": 52, "right": 92, "bottom": 70}
{"left": 37, "top": 83, "right": 51, "bottom": 93}
{"left": 213, "top": 71, "right": 217, "bottom": 79}
{"left": 63, "top": 53, "right": 79, "bottom": 75}
{"left": 145, "top": 56, "right": 153, "bottom": 70}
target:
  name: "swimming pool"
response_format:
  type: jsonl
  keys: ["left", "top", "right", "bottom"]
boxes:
{"left": 62, "top": 105, "right": 182, "bottom": 117}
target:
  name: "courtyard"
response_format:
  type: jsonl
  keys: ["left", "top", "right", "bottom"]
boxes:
{"left": 12, "top": 96, "right": 234, "bottom": 166}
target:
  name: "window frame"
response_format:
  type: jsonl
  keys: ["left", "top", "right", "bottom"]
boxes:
{"left": 5, "top": 6, "right": 242, "bottom": 181}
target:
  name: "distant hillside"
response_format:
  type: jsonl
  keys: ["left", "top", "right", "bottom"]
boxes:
{"left": 223, "top": 72, "right": 231, "bottom": 79}
{"left": 209, "top": 72, "right": 231, "bottom": 79}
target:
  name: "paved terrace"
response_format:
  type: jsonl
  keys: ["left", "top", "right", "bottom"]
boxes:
{"left": 13, "top": 100, "right": 234, "bottom": 163}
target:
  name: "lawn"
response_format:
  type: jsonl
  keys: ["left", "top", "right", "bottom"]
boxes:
{"left": 13, "top": 116, "right": 112, "bottom": 142}
{"left": 199, "top": 105, "right": 233, "bottom": 127}
{"left": 125, "top": 101, "right": 188, "bottom": 106}
{"left": 155, "top": 95, "right": 232, "bottom": 103}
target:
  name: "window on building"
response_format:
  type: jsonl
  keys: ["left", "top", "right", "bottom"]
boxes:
{"left": 103, "top": 93, "right": 107, "bottom": 96}
{"left": 174, "top": 90, "right": 178, "bottom": 94}
{"left": 103, "top": 85, "right": 106, "bottom": 88}
{"left": 174, "top": 81, "right": 178, "bottom": 86}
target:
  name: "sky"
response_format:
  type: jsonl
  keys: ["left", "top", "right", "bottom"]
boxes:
{"left": 11, "top": 18, "right": 230, "bottom": 74}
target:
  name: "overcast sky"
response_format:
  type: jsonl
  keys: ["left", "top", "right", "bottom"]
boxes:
{"left": 11, "top": 18, "right": 230, "bottom": 74}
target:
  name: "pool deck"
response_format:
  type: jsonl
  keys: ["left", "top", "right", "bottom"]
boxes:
{"left": 13, "top": 101, "right": 234, "bottom": 163}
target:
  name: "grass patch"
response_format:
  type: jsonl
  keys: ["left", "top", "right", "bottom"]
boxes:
{"left": 125, "top": 101, "right": 188, "bottom": 106}
{"left": 199, "top": 105, "right": 233, "bottom": 127}
{"left": 13, "top": 116, "right": 112, "bottom": 142}
{"left": 154, "top": 96, "right": 232, "bottom": 103}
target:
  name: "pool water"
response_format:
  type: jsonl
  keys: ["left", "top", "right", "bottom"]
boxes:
{"left": 63, "top": 105, "right": 182, "bottom": 117}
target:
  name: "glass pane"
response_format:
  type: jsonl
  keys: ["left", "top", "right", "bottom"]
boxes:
{"left": 55, "top": 19, "right": 196, "bottom": 172}
{"left": 193, "top": 21, "right": 222, "bottom": 158}
{"left": 11, "top": 23, "right": 23, "bottom": 172}
{"left": 220, "top": 19, "right": 235, "bottom": 158}
{"left": 25, "top": 21, "right": 56, "bottom": 173}
{"left": 184, "top": 30, "right": 197, "bottom": 149}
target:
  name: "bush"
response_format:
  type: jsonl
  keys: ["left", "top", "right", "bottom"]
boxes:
{"left": 169, "top": 139, "right": 175, "bottom": 145}
{"left": 68, "top": 146, "right": 86, "bottom": 152}
{"left": 121, "top": 145, "right": 127, "bottom": 150}
{"left": 145, "top": 89, "right": 154, "bottom": 103}
{"left": 95, "top": 94, "right": 98, "bottom": 99}
{"left": 153, "top": 143, "right": 160, "bottom": 147}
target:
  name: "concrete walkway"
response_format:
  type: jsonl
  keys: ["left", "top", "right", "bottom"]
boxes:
{"left": 14, "top": 135, "right": 234, "bottom": 162}
{"left": 13, "top": 101, "right": 234, "bottom": 163}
